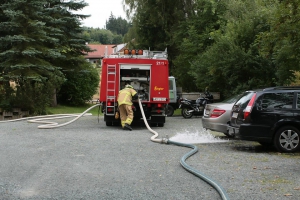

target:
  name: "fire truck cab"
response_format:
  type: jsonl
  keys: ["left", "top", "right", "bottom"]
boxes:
{"left": 99, "top": 49, "right": 169, "bottom": 127}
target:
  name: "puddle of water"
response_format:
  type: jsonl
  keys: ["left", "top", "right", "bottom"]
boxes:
{"left": 169, "top": 129, "right": 228, "bottom": 144}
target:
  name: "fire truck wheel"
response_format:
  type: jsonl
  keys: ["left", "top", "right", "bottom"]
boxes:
{"left": 166, "top": 105, "right": 174, "bottom": 117}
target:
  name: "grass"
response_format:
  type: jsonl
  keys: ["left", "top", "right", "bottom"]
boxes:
{"left": 46, "top": 103, "right": 102, "bottom": 116}
{"left": 174, "top": 108, "right": 181, "bottom": 116}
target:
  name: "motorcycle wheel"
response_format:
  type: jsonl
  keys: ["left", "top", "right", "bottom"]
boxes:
{"left": 181, "top": 108, "right": 193, "bottom": 118}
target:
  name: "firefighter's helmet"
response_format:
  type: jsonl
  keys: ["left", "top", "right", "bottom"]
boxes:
{"left": 125, "top": 84, "right": 133, "bottom": 89}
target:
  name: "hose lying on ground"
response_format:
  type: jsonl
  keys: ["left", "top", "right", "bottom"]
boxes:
{"left": 1, "top": 100, "right": 229, "bottom": 199}
{"left": 0, "top": 104, "right": 101, "bottom": 129}
{"left": 138, "top": 99, "right": 230, "bottom": 200}
{"left": 167, "top": 140, "right": 230, "bottom": 200}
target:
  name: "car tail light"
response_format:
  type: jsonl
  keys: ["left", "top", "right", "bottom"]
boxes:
{"left": 244, "top": 93, "right": 257, "bottom": 119}
{"left": 210, "top": 109, "right": 226, "bottom": 118}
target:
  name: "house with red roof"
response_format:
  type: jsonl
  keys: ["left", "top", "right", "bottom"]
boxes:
{"left": 84, "top": 44, "right": 114, "bottom": 64}
{"left": 84, "top": 44, "right": 127, "bottom": 65}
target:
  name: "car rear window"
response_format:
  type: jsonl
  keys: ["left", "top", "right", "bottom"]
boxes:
{"left": 222, "top": 94, "right": 242, "bottom": 104}
{"left": 256, "top": 92, "right": 294, "bottom": 110}
{"left": 234, "top": 91, "right": 255, "bottom": 110}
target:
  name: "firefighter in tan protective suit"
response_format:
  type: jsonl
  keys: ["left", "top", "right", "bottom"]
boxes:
{"left": 117, "top": 84, "right": 138, "bottom": 131}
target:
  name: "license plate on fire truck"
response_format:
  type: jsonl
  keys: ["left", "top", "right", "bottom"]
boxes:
{"left": 153, "top": 98, "right": 166, "bottom": 101}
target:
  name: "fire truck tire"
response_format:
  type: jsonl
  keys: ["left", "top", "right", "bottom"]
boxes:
{"left": 166, "top": 105, "right": 174, "bottom": 117}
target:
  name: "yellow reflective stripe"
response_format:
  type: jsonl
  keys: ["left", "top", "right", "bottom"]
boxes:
{"left": 120, "top": 90, "right": 131, "bottom": 96}
{"left": 118, "top": 89, "right": 131, "bottom": 105}
{"left": 121, "top": 120, "right": 125, "bottom": 127}
{"left": 125, "top": 118, "right": 133, "bottom": 124}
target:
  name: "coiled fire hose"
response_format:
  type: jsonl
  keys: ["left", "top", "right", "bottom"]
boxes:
{"left": 0, "top": 104, "right": 101, "bottom": 128}
{"left": 138, "top": 99, "right": 230, "bottom": 200}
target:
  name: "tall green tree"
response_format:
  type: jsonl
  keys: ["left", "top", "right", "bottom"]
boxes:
{"left": 123, "top": 0, "right": 227, "bottom": 92}
{"left": 190, "top": 0, "right": 276, "bottom": 98}
{"left": 105, "top": 12, "right": 130, "bottom": 36}
{"left": 80, "top": 27, "right": 118, "bottom": 44}
{"left": 0, "top": 0, "right": 64, "bottom": 112}
{"left": 123, "top": 0, "right": 194, "bottom": 66}
{"left": 0, "top": 0, "right": 92, "bottom": 113}
{"left": 123, "top": 0, "right": 299, "bottom": 98}
{"left": 44, "top": 0, "right": 91, "bottom": 73}
{"left": 172, "top": 0, "right": 227, "bottom": 92}
{"left": 258, "top": 0, "right": 300, "bottom": 85}
{"left": 0, "top": 0, "right": 63, "bottom": 82}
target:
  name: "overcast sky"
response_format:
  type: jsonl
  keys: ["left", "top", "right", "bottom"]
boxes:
{"left": 78, "top": 0, "right": 127, "bottom": 28}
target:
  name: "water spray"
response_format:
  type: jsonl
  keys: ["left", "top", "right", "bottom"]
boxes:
{"left": 138, "top": 99, "right": 230, "bottom": 200}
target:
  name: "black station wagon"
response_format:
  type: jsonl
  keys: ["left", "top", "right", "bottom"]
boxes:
{"left": 227, "top": 87, "right": 300, "bottom": 153}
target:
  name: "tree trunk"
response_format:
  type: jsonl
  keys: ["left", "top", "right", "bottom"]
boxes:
{"left": 52, "top": 89, "right": 57, "bottom": 107}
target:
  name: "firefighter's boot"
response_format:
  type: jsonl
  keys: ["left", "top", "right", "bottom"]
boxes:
{"left": 124, "top": 123, "right": 132, "bottom": 131}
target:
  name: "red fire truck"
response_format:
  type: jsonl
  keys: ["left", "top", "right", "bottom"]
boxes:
{"left": 99, "top": 49, "right": 169, "bottom": 127}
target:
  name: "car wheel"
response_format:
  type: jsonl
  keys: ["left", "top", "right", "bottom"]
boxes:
{"left": 165, "top": 105, "right": 174, "bottom": 117}
{"left": 274, "top": 126, "right": 300, "bottom": 153}
{"left": 181, "top": 108, "right": 193, "bottom": 118}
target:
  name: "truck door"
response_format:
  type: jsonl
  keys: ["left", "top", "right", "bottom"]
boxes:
{"left": 169, "top": 76, "right": 177, "bottom": 104}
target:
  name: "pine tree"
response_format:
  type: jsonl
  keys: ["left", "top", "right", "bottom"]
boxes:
{"left": 0, "top": 0, "right": 92, "bottom": 113}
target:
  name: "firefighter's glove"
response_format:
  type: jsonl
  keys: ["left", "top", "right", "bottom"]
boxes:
{"left": 132, "top": 93, "right": 138, "bottom": 100}
{"left": 132, "top": 106, "right": 136, "bottom": 111}
{"left": 115, "top": 111, "right": 119, "bottom": 119}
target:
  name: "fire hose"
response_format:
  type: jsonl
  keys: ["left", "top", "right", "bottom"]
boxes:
{"left": 137, "top": 99, "right": 230, "bottom": 200}
{"left": 0, "top": 104, "right": 100, "bottom": 128}
{"left": 1, "top": 101, "right": 229, "bottom": 199}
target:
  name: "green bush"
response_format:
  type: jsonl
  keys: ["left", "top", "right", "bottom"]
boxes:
{"left": 13, "top": 76, "right": 63, "bottom": 115}
{"left": 0, "top": 72, "right": 64, "bottom": 114}
{"left": 0, "top": 82, "right": 15, "bottom": 111}
{"left": 57, "top": 64, "right": 99, "bottom": 106}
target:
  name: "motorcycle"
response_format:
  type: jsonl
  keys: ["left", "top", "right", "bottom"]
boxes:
{"left": 179, "top": 92, "right": 214, "bottom": 118}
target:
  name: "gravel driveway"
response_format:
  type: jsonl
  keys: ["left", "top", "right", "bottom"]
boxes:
{"left": 0, "top": 115, "right": 299, "bottom": 200}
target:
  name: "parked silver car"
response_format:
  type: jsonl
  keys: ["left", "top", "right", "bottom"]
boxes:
{"left": 202, "top": 94, "right": 241, "bottom": 137}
